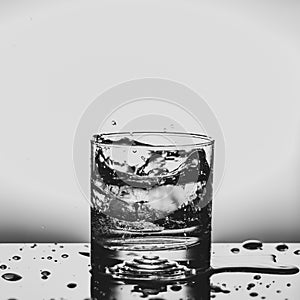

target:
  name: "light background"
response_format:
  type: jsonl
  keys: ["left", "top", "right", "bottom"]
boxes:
{"left": 0, "top": 0, "right": 299, "bottom": 242}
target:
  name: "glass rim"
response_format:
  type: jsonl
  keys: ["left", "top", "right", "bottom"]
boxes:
{"left": 91, "top": 131, "right": 214, "bottom": 148}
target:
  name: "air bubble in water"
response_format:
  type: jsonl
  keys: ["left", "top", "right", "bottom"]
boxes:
{"left": 12, "top": 256, "right": 21, "bottom": 260}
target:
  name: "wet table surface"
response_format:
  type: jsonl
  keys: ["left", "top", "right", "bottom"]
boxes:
{"left": 0, "top": 243, "right": 299, "bottom": 300}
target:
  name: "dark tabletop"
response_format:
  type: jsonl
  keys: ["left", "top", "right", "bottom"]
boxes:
{"left": 0, "top": 243, "right": 299, "bottom": 300}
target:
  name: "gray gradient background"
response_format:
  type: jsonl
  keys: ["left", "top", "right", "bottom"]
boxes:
{"left": 0, "top": 0, "right": 299, "bottom": 242}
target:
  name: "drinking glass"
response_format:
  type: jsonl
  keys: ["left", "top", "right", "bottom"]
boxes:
{"left": 90, "top": 131, "right": 214, "bottom": 282}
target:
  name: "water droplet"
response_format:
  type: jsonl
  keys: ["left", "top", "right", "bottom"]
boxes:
{"left": 19, "top": 248, "right": 23, "bottom": 251}
{"left": 61, "top": 254, "right": 69, "bottom": 258}
{"left": 247, "top": 283, "right": 255, "bottom": 290}
{"left": 41, "top": 275, "right": 48, "bottom": 280}
{"left": 41, "top": 257, "right": 45, "bottom": 259}
{"left": 249, "top": 292, "right": 258, "bottom": 297}
{"left": 59, "top": 245, "right": 64, "bottom": 248}
{"left": 132, "top": 149, "right": 137, "bottom": 153}
{"left": 47, "top": 256, "right": 52, "bottom": 260}
{"left": 276, "top": 244, "right": 289, "bottom": 252}
{"left": 294, "top": 249, "right": 300, "bottom": 255}
{"left": 287, "top": 283, "right": 291, "bottom": 287}
{"left": 1, "top": 273, "right": 22, "bottom": 281}
{"left": 170, "top": 285, "right": 182, "bottom": 291}
{"left": 52, "top": 249, "right": 56, "bottom": 252}
{"left": 78, "top": 251, "right": 90, "bottom": 257}
{"left": 261, "top": 297, "right": 266, "bottom": 299}
{"left": 253, "top": 275, "right": 261, "bottom": 280}
{"left": 111, "top": 120, "right": 117, "bottom": 126}
{"left": 266, "top": 284, "right": 270, "bottom": 288}
{"left": 12, "top": 256, "right": 21, "bottom": 260}
{"left": 30, "top": 243, "right": 37, "bottom": 248}
{"left": 41, "top": 271, "right": 51, "bottom": 276}
{"left": 210, "top": 284, "right": 231, "bottom": 294}
{"left": 230, "top": 248, "right": 240, "bottom": 254}
{"left": 0, "top": 264, "right": 7, "bottom": 270}
{"left": 67, "top": 283, "right": 77, "bottom": 288}
{"left": 276, "top": 290, "right": 281, "bottom": 293}
{"left": 54, "top": 260, "right": 58, "bottom": 263}
{"left": 242, "top": 240, "right": 263, "bottom": 250}
{"left": 142, "top": 255, "right": 159, "bottom": 260}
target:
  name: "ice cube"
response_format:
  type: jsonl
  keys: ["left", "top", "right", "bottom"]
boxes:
{"left": 147, "top": 185, "right": 187, "bottom": 214}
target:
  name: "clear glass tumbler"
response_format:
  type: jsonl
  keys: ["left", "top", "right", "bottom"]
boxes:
{"left": 90, "top": 131, "right": 214, "bottom": 282}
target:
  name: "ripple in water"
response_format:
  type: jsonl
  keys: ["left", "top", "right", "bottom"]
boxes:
{"left": 1, "top": 273, "right": 22, "bottom": 281}
{"left": 107, "top": 255, "right": 197, "bottom": 282}
{"left": 242, "top": 240, "right": 263, "bottom": 250}
{"left": 276, "top": 244, "right": 289, "bottom": 252}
